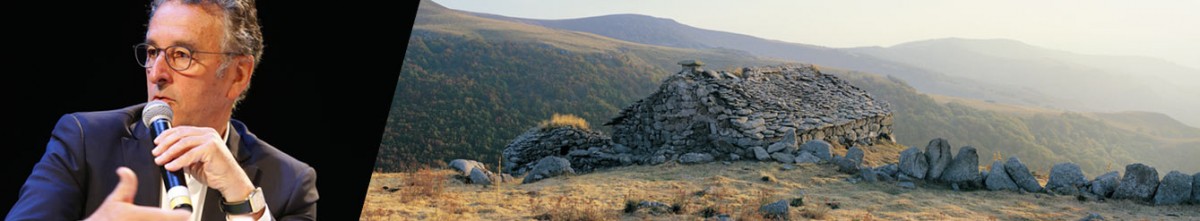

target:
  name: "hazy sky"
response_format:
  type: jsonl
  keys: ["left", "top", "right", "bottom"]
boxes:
{"left": 433, "top": 0, "right": 1200, "bottom": 70}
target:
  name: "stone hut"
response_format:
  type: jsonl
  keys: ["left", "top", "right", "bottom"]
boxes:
{"left": 604, "top": 61, "right": 893, "bottom": 164}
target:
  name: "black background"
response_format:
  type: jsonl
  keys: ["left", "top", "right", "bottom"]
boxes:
{"left": 2, "top": 1, "right": 417, "bottom": 220}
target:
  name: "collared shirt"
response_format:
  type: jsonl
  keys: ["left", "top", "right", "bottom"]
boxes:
{"left": 160, "top": 122, "right": 271, "bottom": 221}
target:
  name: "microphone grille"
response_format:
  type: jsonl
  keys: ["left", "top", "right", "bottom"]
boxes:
{"left": 141, "top": 100, "right": 174, "bottom": 127}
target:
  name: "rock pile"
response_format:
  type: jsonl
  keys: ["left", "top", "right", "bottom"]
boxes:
{"left": 448, "top": 159, "right": 514, "bottom": 185}
{"left": 838, "top": 137, "right": 1198, "bottom": 207}
{"left": 501, "top": 126, "right": 629, "bottom": 177}
{"left": 605, "top": 64, "right": 892, "bottom": 166}
{"left": 494, "top": 62, "right": 893, "bottom": 183}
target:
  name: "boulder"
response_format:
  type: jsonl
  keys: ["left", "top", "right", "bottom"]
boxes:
{"left": 799, "top": 140, "right": 832, "bottom": 161}
{"left": 846, "top": 146, "right": 864, "bottom": 164}
{"left": 1004, "top": 157, "right": 1043, "bottom": 192}
{"left": 469, "top": 168, "right": 493, "bottom": 185}
{"left": 832, "top": 156, "right": 860, "bottom": 174}
{"left": 794, "top": 151, "right": 821, "bottom": 164}
{"left": 924, "top": 138, "right": 953, "bottom": 181}
{"left": 1045, "top": 163, "right": 1087, "bottom": 195}
{"left": 501, "top": 173, "right": 516, "bottom": 183}
{"left": 985, "top": 161, "right": 1019, "bottom": 191}
{"left": 522, "top": 156, "right": 575, "bottom": 184}
{"left": 1089, "top": 171, "right": 1120, "bottom": 198}
{"left": 647, "top": 155, "right": 668, "bottom": 165}
{"left": 758, "top": 200, "right": 789, "bottom": 219}
{"left": 1193, "top": 172, "right": 1200, "bottom": 204}
{"left": 897, "top": 173, "right": 917, "bottom": 182}
{"left": 860, "top": 168, "right": 879, "bottom": 183}
{"left": 940, "top": 146, "right": 979, "bottom": 185}
{"left": 1112, "top": 163, "right": 1159, "bottom": 202}
{"left": 679, "top": 153, "right": 715, "bottom": 164}
{"left": 767, "top": 130, "right": 798, "bottom": 153}
{"left": 771, "top": 152, "right": 795, "bottom": 164}
{"left": 877, "top": 171, "right": 896, "bottom": 182}
{"left": 898, "top": 147, "right": 928, "bottom": 179}
{"left": 1151, "top": 171, "right": 1192, "bottom": 205}
{"left": 898, "top": 182, "right": 916, "bottom": 189}
{"left": 752, "top": 146, "right": 770, "bottom": 161}
{"left": 449, "top": 159, "right": 487, "bottom": 175}
{"left": 879, "top": 164, "right": 900, "bottom": 177}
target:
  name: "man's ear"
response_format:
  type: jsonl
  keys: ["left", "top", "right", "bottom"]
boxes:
{"left": 226, "top": 55, "right": 255, "bottom": 99}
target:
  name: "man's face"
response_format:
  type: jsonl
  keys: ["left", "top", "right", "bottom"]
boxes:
{"left": 145, "top": 1, "right": 238, "bottom": 127}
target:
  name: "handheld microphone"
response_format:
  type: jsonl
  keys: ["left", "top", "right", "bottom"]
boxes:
{"left": 142, "top": 100, "right": 193, "bottom": 212}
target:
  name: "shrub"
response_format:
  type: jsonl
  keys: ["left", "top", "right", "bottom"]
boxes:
{"left": 538, "top": 113, "right": 590, "bottom": 131}
{"left": 401, "top": 167, "right": 447, "bottom": 201}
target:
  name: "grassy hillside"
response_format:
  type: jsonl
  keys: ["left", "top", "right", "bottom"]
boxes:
{"left": 377, "top": 1, "right": 781, "bottom": 171}
{"left": 379, "top": 0, "right": 1200, "bottom": 175}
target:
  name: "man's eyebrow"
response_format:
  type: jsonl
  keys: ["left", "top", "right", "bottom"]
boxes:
{"left": 143, "top": 39, "right": 197, "bottom": 49}
{"left": 171, "top": 41, "right": 196, "bottom": 50}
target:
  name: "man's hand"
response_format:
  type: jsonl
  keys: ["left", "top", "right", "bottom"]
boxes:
{"left": 151, "top": 126, "right": 255, "bottom": 203}
{"left": 84, "top": 167, "right": 191, "bottom": 221}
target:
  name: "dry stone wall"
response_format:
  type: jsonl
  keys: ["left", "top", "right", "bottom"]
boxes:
{"left": 605, "top": 64, "right": 893, "bottom": 165}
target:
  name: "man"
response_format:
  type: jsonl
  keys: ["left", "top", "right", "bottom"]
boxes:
{"left": 6, "top": 0, "right": 318, "bottom": 220}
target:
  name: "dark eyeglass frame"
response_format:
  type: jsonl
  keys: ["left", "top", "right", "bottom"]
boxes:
{"left": 134, "top": 43, "right": 245, "bottom": 71}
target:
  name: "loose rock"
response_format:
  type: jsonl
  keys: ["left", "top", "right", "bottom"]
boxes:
{"left": 846, "top": 146, "right": 864, "bottom": 164}
{"left": 1004, "top": 157, "right": 1043, "bottom": 192}
{"left": 759, "top": 200, "right": 789, "bottom": 219}
{"left": 794, "top": 151, "right": 820, "bottom": 164}
{"left": 469, "top": 168, "right": 493, "bottom": 185}
{"left": 1152, "top": 171, "right": 1192, "bottom": 205}
{"left": 1089, "top": 171, "right": 1120, "bottom": 198}
{"left": 800, "top": 140, "right": 833, "bottom": 161}
{"left": 522, "top": 156, "right": 575, "bottom": 184}
{"left": 940, "top": 146, "right": 979, "bottom": 185}
{"left": 985, "top": 161, "right": 1019, "bottom": 191}
{"left": 898, "top": 147, "right": 928, "bottom": 179}
{"left": 1112, "top": 163, "right": 1159, "bottom": 202}
{"left": 753, "top": 146, "right": 770, "bottom": 161}
{"left": 1046, "top": 163, "right": 1087, "bottom": 195}
{"left": 925, "top": 138, "right": 953, "bottom": 181}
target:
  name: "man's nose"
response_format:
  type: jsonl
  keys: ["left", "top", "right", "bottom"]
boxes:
{"left": 147, "top": 54, "right": 172, "bottom": 87}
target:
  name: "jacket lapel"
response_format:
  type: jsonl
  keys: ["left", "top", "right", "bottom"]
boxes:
{"left": 229, "top": 127, "right": 260, "bottom": 183}
{"left": 122, "top": 121, "right": 162, "bottom": 208}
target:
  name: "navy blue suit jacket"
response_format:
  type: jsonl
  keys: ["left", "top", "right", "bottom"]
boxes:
{"left": 7, "top": 103, "right": 318, "bottom": 220}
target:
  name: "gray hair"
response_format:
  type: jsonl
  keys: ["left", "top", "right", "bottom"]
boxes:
{"left": 151, "top": 0, "right": 263, "bottom": 109}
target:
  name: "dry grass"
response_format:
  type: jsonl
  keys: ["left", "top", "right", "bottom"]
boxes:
{"left": 361, "top": 142, "right": 1199, "bottom": 220}
{"left": 800, "top": 205, "right": 831, "bottom": 220}
{"left": 538, "top": 113, "right": 590, "bottom": 131}
{"left": 530, "top": 195, "right": 615, "bottom": 221}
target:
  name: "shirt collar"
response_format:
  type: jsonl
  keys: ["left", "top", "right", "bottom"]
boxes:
{"left": 222, "top": 122, "right": 231, "bottom": 143}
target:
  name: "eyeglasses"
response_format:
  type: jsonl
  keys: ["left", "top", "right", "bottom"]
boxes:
{"left": 134, "top": 43, "right": 244, "bottom": 71}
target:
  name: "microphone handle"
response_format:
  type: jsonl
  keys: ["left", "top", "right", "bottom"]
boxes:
{"left": 150, "top": 120, "right": 193, "bottom": 212}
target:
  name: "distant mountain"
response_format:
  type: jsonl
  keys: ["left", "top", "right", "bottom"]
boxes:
{"left": 471, "top": 13, "right": 1063, "bottom": 110}
{"left": 847, "top": 38, "right": 1200, "bottom": 127}
{"left": 1087, "top": 111, "right": 1200, "bottom": 140}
